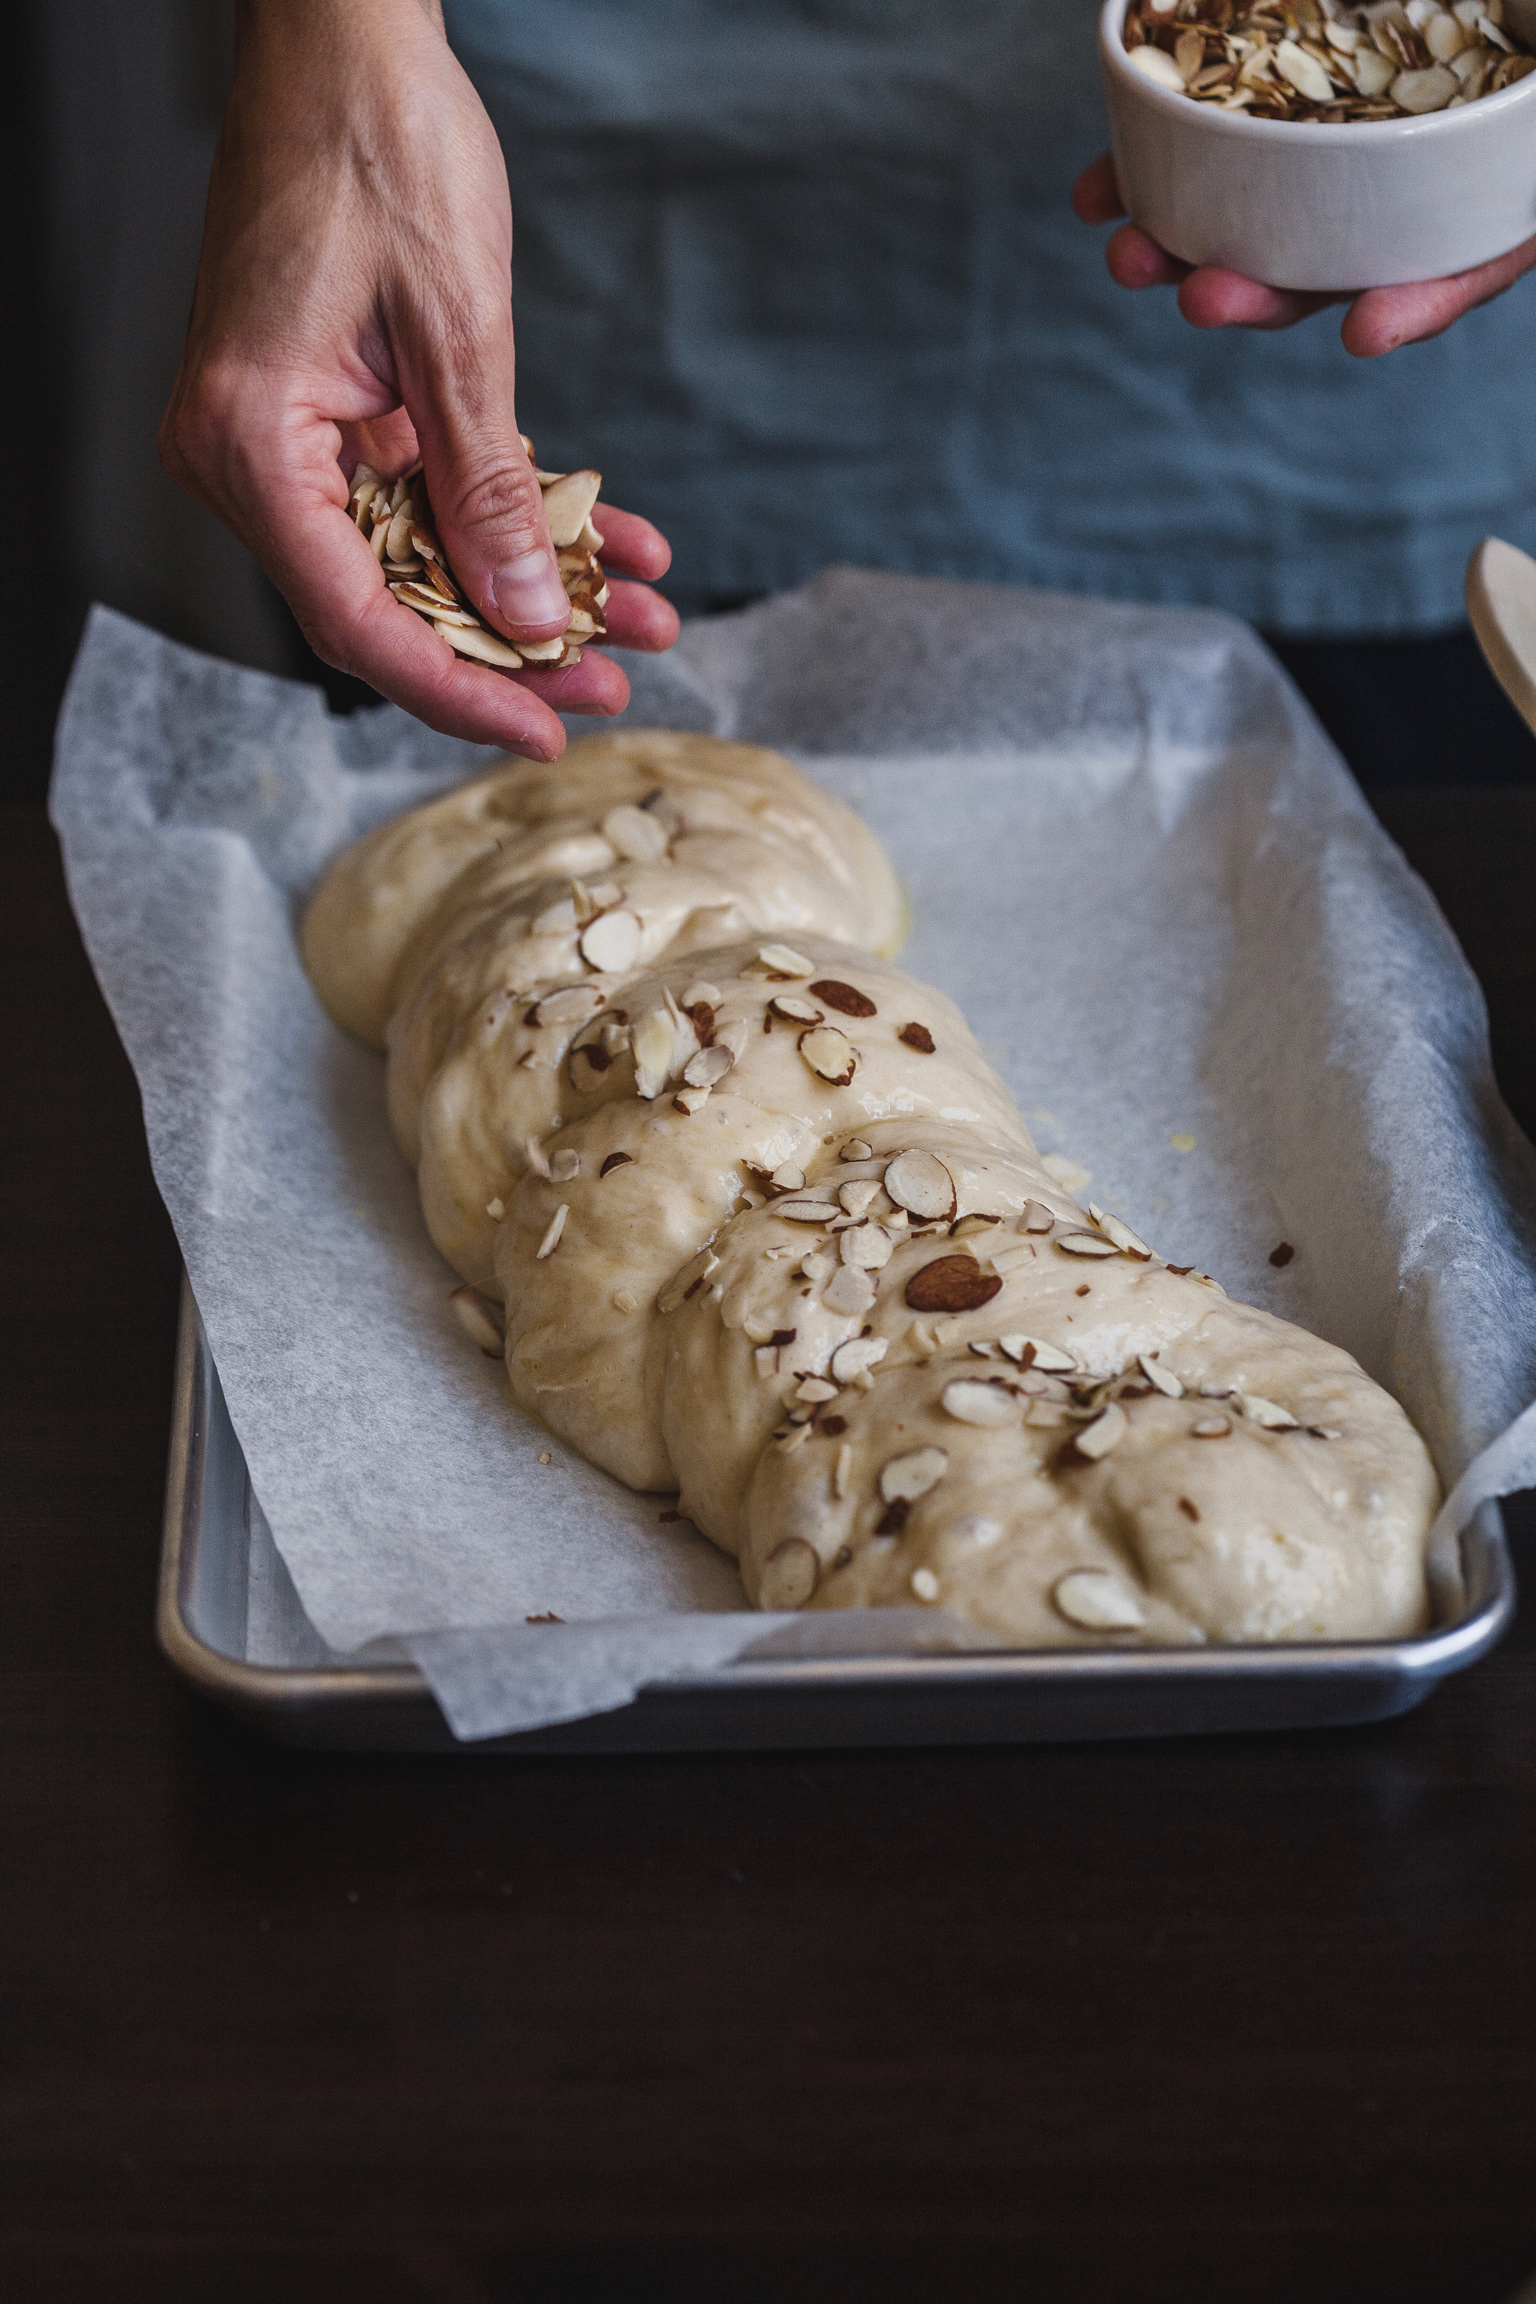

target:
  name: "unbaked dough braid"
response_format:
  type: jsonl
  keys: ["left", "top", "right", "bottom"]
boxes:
{"left": 305, "top": 730, "right": 1438, "bottom": 1647}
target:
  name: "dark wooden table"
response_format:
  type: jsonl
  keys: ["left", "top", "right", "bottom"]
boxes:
{"left": 3, "top": 797, "right": 1534, "bottom": 2304}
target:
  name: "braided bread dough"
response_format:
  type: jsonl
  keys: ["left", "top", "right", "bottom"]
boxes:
{"left": 305, "top": 731, "right": 1438, "bottom": 1647}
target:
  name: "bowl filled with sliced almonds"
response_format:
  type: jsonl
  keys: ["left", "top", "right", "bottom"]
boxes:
{"left": 1100, "top": 0, "right": 1536, "bottom": 289}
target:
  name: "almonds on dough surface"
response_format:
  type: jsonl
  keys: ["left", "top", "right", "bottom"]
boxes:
{"left": 883, "top": 1149, "right": 957, "bottom": 1222}
{"left": 879, "top": 1446, "right": 949, "bottom": 1503}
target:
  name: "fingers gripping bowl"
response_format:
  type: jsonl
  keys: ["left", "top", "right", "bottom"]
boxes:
{"left": 304, "top": 730, "right": 1438, "bottom": 1650}
{"left": 1100, "top": 0, "right": 1536, "bottom": 290}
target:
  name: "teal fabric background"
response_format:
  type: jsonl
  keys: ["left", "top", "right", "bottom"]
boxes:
{"left": 446, "top": 0, "right": 1536, "bottom": 633}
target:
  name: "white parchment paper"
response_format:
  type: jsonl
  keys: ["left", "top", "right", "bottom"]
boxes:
{"left": 51, "top": 573, "right": 1536, "bottom": 1738}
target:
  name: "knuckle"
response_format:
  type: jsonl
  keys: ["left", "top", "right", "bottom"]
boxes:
{"left": 446, "top": 455, "right": 546, "bottom": 547}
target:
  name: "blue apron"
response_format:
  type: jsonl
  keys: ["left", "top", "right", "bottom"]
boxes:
{"left": 446, "top": 0, "right": 1536, "bottom": 633}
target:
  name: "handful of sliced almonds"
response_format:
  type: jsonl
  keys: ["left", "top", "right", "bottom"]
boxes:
{"left": 347, "top": 436, "right": 608, "bottom": 672}
{"left": 1124, "top": 0, "right": 1535, "bottom": 121}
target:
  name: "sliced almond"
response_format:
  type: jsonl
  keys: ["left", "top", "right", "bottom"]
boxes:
{"left": 1052, "top": 1567, "right": 1146, "bottom": 1632}
{"left": 437, "top": 621, "right": 524, "bottom": 668}
{"left": 941, "top": 1378, "right": 1019, "bottom": 1428}
{"left": 656, "top": 1244, "right": 720, "bottom": 1315}
{"left": 449, "top": 1285, "right": 505, "bottom": 1356}
{"left": 834, "top": 1443, "right": 855, "bottom": 1499}
{"left": 798, "top": 1025, "right": 859, "bottom": 1088}
{"left": 1000, "top": 1336, "right": 1076, "bottom": 1372}
{"left": 771, "top": 1164, "right": 807, "bottom": 1192}
{"left": 840, "top": 1139, "right": 874, "bottom": 1161}
{"left": 796, "top": 1377, "right": 839, "bottom": 1404}
{"left": 879, "top": 1446, "right": 949, "bottom": 1504}
{"left": 808, "top": 978, "right": 878, "bottom": 1018}
{"left": 1139, "top": 1353, "right": 1184, "bottom": 1399}
{"left": 673, "top": 1085, "right": 711, "bottom": 1114}
{"left": 632, "top": 1009, "right": 675, "bottom": 1100}
{"left": 683, "top": 981, "right": 722, "bottom": 1010}
{"left": 1021, "top": 1200, "right": 1056, "bottom": 1234}
{"left": 1191, "top": 1416, "right": 1232, "bottom": 1439}
{"left": 769, "top": 994, "right": 824, "bottom": 1025}
{"left": 1240, "top": 1394, "right": 1300, "bottom": 1431}
{"left": 601, "top": 802, "right": 669, "bottom": 862}
{"left": 823, "top": 1265, "right": 877, "bottom": 1317}
{"left": 535, "top": 1203, "right": 569, "bottom": 1260}
{"left": 1096, "top": 1210, "right": 1153, "bottom": 1259}
{"left": 839, "top": 1179, "right": 882, "bottom": 1218}
{"left": 533, "top": 983, "right": 605, "bottom": 1028}
{"left": 1056, "top": 1232, "right": 1120, "bottom": 1259}
{"left": 831, "top": 1336, "right": 888, "bottom": 1383}
{"left": 539, "top": 469, "right": 603, "bottom": 548}
{"left": 883, "top": 1149, "right": 956, "bottom": 1222}
{"left": 1070, "top": 1401, "right": 1129, "bottom": 1461}
{"left": 772, "top": 1197, "right": 841, "bottom": 1224}
{"left": 840, "top": 1222, "right": 894, "bottom": 1271}
{"left": 683, "top": 1044, "right": 735, "bottom": 1089}
{"left": 756, "top": 943, "right": 815, "bottom": 977}
{"left": 549, "top": 1149, "right": 581, "bottom": 1183}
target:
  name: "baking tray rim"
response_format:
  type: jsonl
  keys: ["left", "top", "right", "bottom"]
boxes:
{"left": 157, "top": 1273, "right": 1517, "bottom": 1731}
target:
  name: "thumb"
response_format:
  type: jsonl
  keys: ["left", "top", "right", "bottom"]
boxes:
{"left": 399, "top": 301, "right": 570, "bottom": 641}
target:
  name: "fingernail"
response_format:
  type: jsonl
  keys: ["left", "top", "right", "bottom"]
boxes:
{"left": 492, "top": 548, "right": 569, "bottom": 632}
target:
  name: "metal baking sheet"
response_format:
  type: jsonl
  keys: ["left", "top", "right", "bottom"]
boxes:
{"left": 157, "top": 1274, "right": 1516, "bottom": 1753}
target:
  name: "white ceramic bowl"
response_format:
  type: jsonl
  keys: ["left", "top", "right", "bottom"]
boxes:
{"left": 1099, "top": 0, "right": 1536, "bottom": 290}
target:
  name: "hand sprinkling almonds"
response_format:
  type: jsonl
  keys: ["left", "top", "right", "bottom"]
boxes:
{"left": 1122, "top": 0, "right": 1534, "bottom": 120}
{"left": 349, "top": 432, "right": 608, "bottom": 673}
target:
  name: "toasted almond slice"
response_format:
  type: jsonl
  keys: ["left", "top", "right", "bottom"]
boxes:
{"left": 1096, "top": 1210, "right": 1153, "bottom": 1259}
{"left": 1000, "top": 1336, "right": 1076, "bottom": 1372}
{"left": 840, "top": 1139, "right": 874, "bottom": 1161}
{"left": 840, "top": 1222, "right": 894, "bottom": 1271}
{"left": 770, "top": 994, "right": 824, "bottom": 1025}
{"left": 823, "top": 1265, "right": 877, "bottom": 1317}
{"left": 1021, "top": 1200, "right": 1056, "bottom": 1233}
{"left": 941, "top": 1378, "right": 1018, "bottom": 1428}
{"left": 684, "top": 1044, "right": 734, "bottom": 1089}
{"left": 579, "top": 908, "right": 641, "bottom": 974}
{"left": 656, "top": 1245, "right": 719, "bottom": 1315}
{"left": 601, "top": 802, "right": 670, "bottom": 863}
{"left": 1192, "top": 1416, "right": 1232, "bottom": 1439}
{"left": 1240, "top": 1394, "right": 1300, "bottom": 1431}
{"left": 449, "top": 1285, "right": 505, "bottom": 1355}
{"left": 831, "top": 1336, "right": 888, "bottom": 1384}
{"left": 839, "top": 1179, "right": 881, "bottom": 1218}
{"left": 879, "top": 1446, "right": 949, "bottom": 1504}
{"left": 540, "top": 469, "right": 603, "bottom": 547}
{"left": 757, "top": 943, "right": 815, "bottom": 977}
{"left": 438, "top": 621, "right": 524, "bottom": 667}
{"left": 1056, "top": 1231, "right": 1120, "bottom": 1259}
{"left": 673, "top": 1084, "right": 711, "bottom": 1114}
{"left": 1139, "top": 1353, "right": 1184, "bottom": 1399}
{"left": 760, "top": 1537, "right": 820, "bottom": 1608}
{"left": 578, "top": 516, "right": 606, "bottom": 553}
{"left": 533, "top": 983, "right": 605, "bottom": 1028}
{"left": 1052, "top": 1567, "right": 1146, "bottom": 1631}
{"left": 754, "top": 1345, "right": 779, "bottom": 1380}
{"left": 798, "top": 1026, "right": 859, "bottom": 1088}
{"left": 1126, "top": 40, "right": 1187, "bottom": 89}
{"left": 796, "top": 1377, "right": 839, "bottom": 1404}
{"left": 683, "top": 982, "right": 722, "bottom": 1011}
{"left": 772, "top": 1197, "right": 841, "bottom": 1224}
{"left": 536, "top": 1203, "right": 569, "bottom": 1260}
{"left": 800, "top": 1247, "right": 837, "bottom": 1284}
{"left": 834, "top": 1443, "right": 855, "bottom": 1499}
{"left": 516, "top": 634, "right": 568, "bottom": 664}
{"left": 770, "top": 1164, "right": 806, "bottom": 1193}
{"left": 1071, "top": 1401, "right": 1128, "bottom": 1460}
{"left": 632, "top": 1008, "right": 675, "bottom": 1100}
{"left": 883, "top": 1149, "right": 956, "bottom": 1222}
